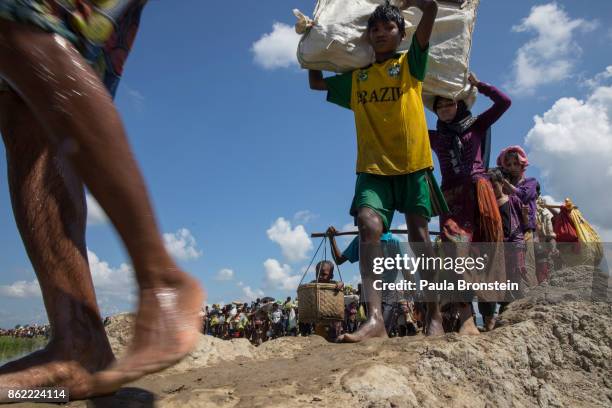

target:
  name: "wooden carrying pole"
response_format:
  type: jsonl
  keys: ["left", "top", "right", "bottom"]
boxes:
{"left": 544, "top": 204, "right": 578, "bottom": 209}
{"left": 311, "top": 229, "right": 441, "bottom": 238}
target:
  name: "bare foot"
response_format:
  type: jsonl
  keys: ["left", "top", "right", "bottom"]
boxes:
{"left": 0, "top": 335, "right": 115, "bottom": 400}
{"left": 484, "top": 316, "right": 496, "bottom": 332}
{"left": 458, "top": 316, "right": 480, "bottom": 335}
{"left": 424, "top": 314, "right": 445, "bottom": 336}
{"left": 337, "top": 316, "right": 387, "bottom": 343}
{"left": 90, "top": 275, "right": 205, "bottom": 397}
{"left": 456, "top": 304, "right": 479, "bottom": 335}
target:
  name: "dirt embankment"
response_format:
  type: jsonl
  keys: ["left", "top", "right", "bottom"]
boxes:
{"left": 15, "top": 265, "right": 612, "bottom": 408}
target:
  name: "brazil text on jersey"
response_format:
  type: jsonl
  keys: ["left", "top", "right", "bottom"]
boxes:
{"left": 357, "top": 87, "right": 403, "bottom": 105}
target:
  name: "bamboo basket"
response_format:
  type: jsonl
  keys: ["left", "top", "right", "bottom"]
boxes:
{"left": 297, "top": 283, "right": 345, "bottom": 323}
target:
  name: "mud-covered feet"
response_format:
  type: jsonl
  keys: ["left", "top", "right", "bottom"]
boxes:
{"left": 483, "top": 316, "right": 497, "bottom": 332}
{"left": 458, "top": 308, "right": 480, "bottom": 336}
{"left": 458, "top": 318, "right": 480, "bottom": 335}
{"left": 424, "top": 313, "right": 445, "bottom": 336}
{"left": 337, "top": 316, "right": 387, "bottom": 343}
{"left": 0, "top": 332, "right": 115, "bottom": 400}
{"left": 90, "top": 274, "right": 205, "bottom": 396}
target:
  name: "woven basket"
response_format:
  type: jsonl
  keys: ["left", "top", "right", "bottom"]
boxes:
{"left": 297, "top": 283, "right": 345, "bottom": 323}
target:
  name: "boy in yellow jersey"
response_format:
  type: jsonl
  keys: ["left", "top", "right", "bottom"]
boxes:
{"left": 309, "top": 0, "right": 447, "bottom": 341}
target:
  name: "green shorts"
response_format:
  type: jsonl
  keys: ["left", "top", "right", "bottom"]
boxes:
{"left": 350, "top": 169, "right": 449, "bottom": 230}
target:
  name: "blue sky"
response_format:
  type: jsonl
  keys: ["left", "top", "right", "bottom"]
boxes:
{"left": 1, "top": 0, "right": 611, "bottom": 327}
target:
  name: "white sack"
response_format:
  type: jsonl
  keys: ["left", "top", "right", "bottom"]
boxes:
{"left": 295, "top": 0, "right": 480, "bottom": 110}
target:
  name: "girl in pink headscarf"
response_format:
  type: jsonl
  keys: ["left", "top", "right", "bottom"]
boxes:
{"left": 497, "top": 146, "right": 540, "bottom": 288}
{"left": 497, "top": 146, "right": 538, "bottom": 232}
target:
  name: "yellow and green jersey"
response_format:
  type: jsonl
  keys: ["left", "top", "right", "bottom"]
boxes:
{"left": 325, "top": 35, "right": 433, "bottom": 176}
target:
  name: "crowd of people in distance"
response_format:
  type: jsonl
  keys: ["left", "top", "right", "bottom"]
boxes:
{"left": 201, "top": 299, "right": 297, "bottom": 345}
{"left": 201, "top": 285, "right": 426, "bottom": 345}
{"left": 0, "top": 324, "right": 50, "bottom": 339}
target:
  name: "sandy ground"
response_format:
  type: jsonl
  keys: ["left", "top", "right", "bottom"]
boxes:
{"left": 9, "top": 265, "right": 612, "bottom": 408}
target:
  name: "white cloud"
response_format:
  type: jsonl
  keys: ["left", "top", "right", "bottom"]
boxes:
{"left": 347, "top": 274, "right": 362, "bottom": 287}
{"left": 341, "top": 223, "right": 359, "bottom": 232}
{"left": 163, "top": 228, "right": 203, "bottom": 261}
{"left": 508, "top": 3, "right": 596, "bottom": 95}
{"left": 525, "top": 83, "right": 612, "bottom": 230}
{"left": 215, "top": 268, "right": 234, "bottom": 281}
{"left": 242, "top": 286, "right": 265, "bottom": 302}
{"left": 540, "top": 195, "right": 561, "bottom": 206}
{"left": 583, "top": 66, "right": 612, "bottom": 89}
{"left": 126, "top": 87, "right": 145, "bottom": 112}
{"left": 264, "top": 258, "right": 302, "bottom": 291}
{"left": 0, "top": 279, "right": 41, "bottom": 298}
{"left": 86, "top": 193, "right": 108, "bottom": 226}
{"left": 267, "top": 217, "right": 313, "bottom": 262}
{"left": 251, "top": 22, "right": 300, "bottom": 70}
{"left": 293, "top": 210, "right": 317, "bottom": 224}
{"left": 0, "top": 250, "right": 136, "bottom": 317}
{"left": 87, "top": 249, "right": 135, "bottom": 300}
{"left": 236, "top": 281, "right": 264, "bottom": 302}
{"left": 339, "top": 222, "right": 359, "bottom": 245}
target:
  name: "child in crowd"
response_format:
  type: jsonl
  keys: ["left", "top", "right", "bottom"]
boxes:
{"left": 311, "top": 261, "right": 344, "bottom": 340}
{"left": 497, "top": 146, "right": 539, "bottom": 288}
{"left": 483, "top": 168, "right": 526, "bottom": 325}
{"left": 346, "top": 301, "right": 359, "bottom": 334}
{"left": 395, "top": 300, "right": 418, "bottom": 336}
{"left": 535, "top": 189, "right": 559, "bottom": 283}
{"left": 311, "top": 260, "right": 344, "bottom": 290}
{"left": 270, "top": 303, "right": 284, "bottom": 339}
{"left": 308, "top": 0, "right": 447, "bottom": 340}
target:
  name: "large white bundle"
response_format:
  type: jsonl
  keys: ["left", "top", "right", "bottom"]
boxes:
{"left": 295, "top": 0, "right": 480, "bottom": 110}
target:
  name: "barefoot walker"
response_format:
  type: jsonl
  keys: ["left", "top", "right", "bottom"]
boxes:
{"left": 0, "top": 0, "right": 204, "bottom": 399}
{"left": 307, "top": 0, "right": 448, "bottom": 341}
{"left": 429, "top": 73, "right": 512, "bottom": 333}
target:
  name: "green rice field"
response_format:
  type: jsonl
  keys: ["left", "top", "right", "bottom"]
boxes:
{"left": 0, "top": 336, "right": 48, "bottom": 366}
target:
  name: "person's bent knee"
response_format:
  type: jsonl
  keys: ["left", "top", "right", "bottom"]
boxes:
{"left": 357, "top": 208, "right": 383, "bottom": 243}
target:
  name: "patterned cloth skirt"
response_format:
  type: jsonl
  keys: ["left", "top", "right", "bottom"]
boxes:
{"left": 0, "top": 0, "right": 147, "bottom": 96}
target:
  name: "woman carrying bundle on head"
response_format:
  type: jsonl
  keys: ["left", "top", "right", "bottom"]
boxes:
{"left": 429, "top": 72, "right": 512, "bottom": 333}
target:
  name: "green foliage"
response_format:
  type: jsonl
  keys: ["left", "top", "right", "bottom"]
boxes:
{"left": 0, "top": 336, "right": 47, "bottom": 366}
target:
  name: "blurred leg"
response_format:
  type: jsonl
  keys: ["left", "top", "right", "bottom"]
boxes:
{"left": 0, "top": 89, "right": 114, "bottom": 395}
{"left": 0, "top": 20, "right": 204, "bottom": 398}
